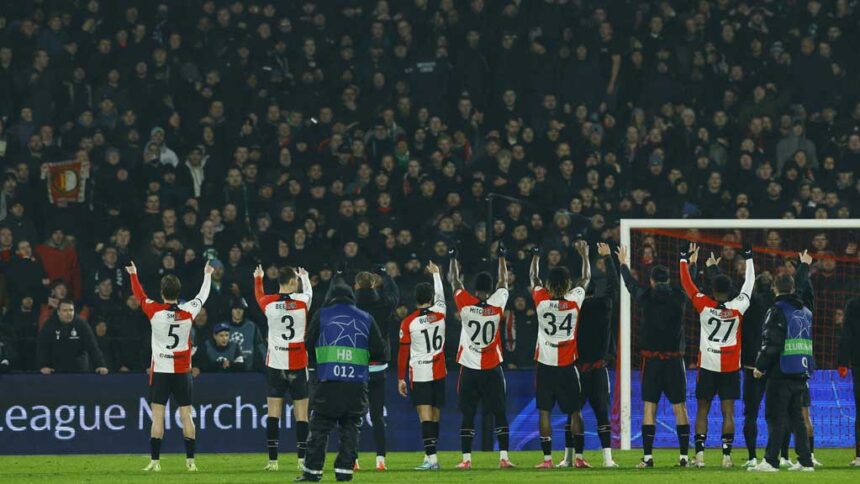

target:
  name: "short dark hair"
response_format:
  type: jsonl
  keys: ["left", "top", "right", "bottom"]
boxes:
{"left": 474, "top": 272, "right": 493, "bottom": 292}
{"left": 650, "top": 265, "right": 670, "bottom": 283}
{"left": 355, "top": 271, "right": 375, "bottom": 289}
{"left": 713, "top": 275, "right": 732, "bottom": 295}
{"left": 546, "top": 266, "right": 572, "bottom": 297}
{"left": 160, "top": 274, "right": 182, "bottom": 300}
{"left": 773, "top": 273, "right": 795, "bottom": 294}
{"left": 58, "top": 299, "right": 75, "bottom": 310}
{"left": 279, "top": 266, "right": 298, "bottom": 286}
{"left": 414, "top": 282, "right": 434, "bottom": 305}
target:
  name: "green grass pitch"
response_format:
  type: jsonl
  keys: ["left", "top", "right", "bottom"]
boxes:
{"left": 0, "top": 449, "right": 857, "bottom": 483}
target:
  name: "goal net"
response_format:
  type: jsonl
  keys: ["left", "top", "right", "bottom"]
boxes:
{"left": 616, "top": 219, "right": 859, "bottom": 450}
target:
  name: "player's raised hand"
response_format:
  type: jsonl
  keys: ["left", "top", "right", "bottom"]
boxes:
{"left": 706, "top": 252, "right": 721, "bottom": 267}
{"left": 799, "top": 250, "right": 813, "bottom": 265}
{"left": 597, "top": 242, "right": 611, "bottom": 257}
{"left": 398, "top": 379, "right": 408, "bottom": 397}
{"left": 204, "top": 260, "right": 215, "bottom": 275}
{"left": 253, "top": 264, "right": 264, "bottom": 278}
{"left": 688, "top": 243, "right": 699, "bottom": 264}
{"left": 615, "top": 245, "right": 629, "bottom": 266}
{"left": 125, "top": 261, "right": 137, "bottom": 275}
{"left": 574, "top": 240, "right": 588, "bottom": 256}
{"left": 297, "top": 267, "right": 309, "bottom": 277}
{"left": 427, "top": 261, "right": 440, "bottom": 274}
{"left": 741, "top": 245, "right": 754, "bottom": 260}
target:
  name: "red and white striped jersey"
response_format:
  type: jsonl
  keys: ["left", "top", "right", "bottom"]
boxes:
{"left": 255, "top": 273, "right": 312, "bottom": 370}
{"left": 680, "top": 258, "right": 755, "bottom": 373}
{"left": 131, "top": 272, "right": 211, "bottom": 374}
{"left": 532, "top": 286, "right": 585, "bottom": 366}
{"left": 398, "top": 273, "right": 446, "bottom": 382}
{"left": 455, "top": 288, "right": 508, "bottom": 370}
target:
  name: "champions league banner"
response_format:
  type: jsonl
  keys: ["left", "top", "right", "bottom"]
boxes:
{"left": 0, "top": 370, "right": 853, "bottom": 455}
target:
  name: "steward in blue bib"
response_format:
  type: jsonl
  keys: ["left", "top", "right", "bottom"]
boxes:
{"left": 752, "top": 261, "right": 815, "bottom": 471}
{"left": 301, "top": 278, "right": 386, "bottom": 482}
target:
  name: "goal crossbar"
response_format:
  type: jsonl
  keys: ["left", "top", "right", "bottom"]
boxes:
{"left": 617, "top": 218, "right": 859, "bottom": 450}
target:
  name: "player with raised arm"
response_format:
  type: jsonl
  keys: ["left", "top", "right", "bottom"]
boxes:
{"left": 529, "top": 240, "right": 590, "bottom": 469}
{"left": 450, "top": 245, "right": 514, "bottom": 469}
{"left": 561, "top": 241, "right": 620, "bottom": 468}
{"left": 618, "top": 245, "right": 691, "bottom": 468}
{"left": 254, "top": 265, "right": 313, "bottom": 472}
{"left": 680, "top": 243, "right": 755, "bottom": 468}
{"left": 397, "top": 261, "right": 447, "bottom": 471}
{"left": 127, "top": 260, "right": 213, "bottom": 473}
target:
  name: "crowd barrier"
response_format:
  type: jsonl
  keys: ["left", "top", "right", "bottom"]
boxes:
{"left": 0, "top": 369, "right": 853, "bottom": 454}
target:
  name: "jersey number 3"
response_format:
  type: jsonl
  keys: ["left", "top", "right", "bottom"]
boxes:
{"left": 281, "top": 315, "right": 295, "bottom": 341}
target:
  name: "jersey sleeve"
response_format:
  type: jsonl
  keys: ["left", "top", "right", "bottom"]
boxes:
{"left": 564, "top": 286, "right": 587, "bottom": 306}
{"left": 191, "top": 273, "right": 212, "bottom": 310}
{"left": 454, "top": 289, "right": 479, "bottom": 311}
{"left": 487, "top": 288, "right": 509, "bottom": 309}
{"left": 397, "top": 317, "right": 411, "bottom": 380}
{"left": 293, "top": 272, "right": 313, "bottom": 305}
{"left": 679, "top": 259, "right": 708, "bottom": 312}
{"left": 728, "top": 259, "right": 755, "bottom": 314}
{"left": 179, "top": 297, "right": 204, "bottom": 319}
{"left": 428, "top": 273, "right": 446, "bottom": 314}
{"left": 130, "top": 273, "right": 158, "bottom": 319}
{"left": 532, "top": 286, "right": 550, "bottom": 306}
{"left": 254, "top": 275, "right": 267, "bottom": 309}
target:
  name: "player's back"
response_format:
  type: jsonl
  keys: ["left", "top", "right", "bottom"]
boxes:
{"left": 532, "top": 286, "right": 585, "bottom": 366}
{"left": 454, "top": 288, "right": 508, "bottom": 370}
{"left": 146, "top": 300, "right": 201, "bottom": 374}
{"left": 261, "top": 293, "right": 311, "bottom": 370}
{"left": 693, "top": 292, "right": 749, "bottom": 372}
{"left": 401, "top": 306, "right": 447, "bottom": 381}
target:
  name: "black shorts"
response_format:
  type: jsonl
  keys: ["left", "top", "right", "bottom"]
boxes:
{"left": 696, "top": 368, "right": 741, "bottom": 401}
{"left": 411, "top": 379, "right": 446, "bottom": 407}
{"left": 267, "top": 367, "right": 310, "bottom": 400}
{"left": 641, "top": 356, "right": 687, "bottom": 405}
{"left": 150, "top": 372, "right": 193, "bottom": 407}
{"left": 579, "top": 366, "right": 611, "bottom": 412}
{"left": 800, "top": 380, "right": 810, "bottom": 407}
{"left": 458, "top": 366, "right": 507, "bottom": 415}
{"left": 536, "top": 363, "right": 581, "bottom": 414}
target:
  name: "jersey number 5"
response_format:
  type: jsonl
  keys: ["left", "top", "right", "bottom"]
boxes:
{"left": 166, "top": 324, "right": 180, "bottom": 349}
{"left": 706, "top": 317, "right": 736, "bottom": 343}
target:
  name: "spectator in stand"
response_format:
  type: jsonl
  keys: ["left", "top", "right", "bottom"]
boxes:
{"left": 225, "top": 298, "right": 265, "bottom": 372}
{"left": 35, "top": 228, "right": 83, "bottom": 302}
{"left": 203, "top": 323, "right": 244, "bottom": 373}
{"left": 4, "top": 239, "right": 48, "bottom": 305}
{"left": 37, "top": 300, "right": 108, "bottom": 375}
{"left": 0, "top": 0, "right": 853, "bottom": 372}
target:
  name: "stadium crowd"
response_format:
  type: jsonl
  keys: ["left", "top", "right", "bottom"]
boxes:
{"left": 0, "top": 0, "right": 858, "bottom": 374}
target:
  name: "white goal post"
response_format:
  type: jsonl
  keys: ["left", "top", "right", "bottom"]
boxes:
{"left": 617, "top": 218, "right": 859, "bottom": 450}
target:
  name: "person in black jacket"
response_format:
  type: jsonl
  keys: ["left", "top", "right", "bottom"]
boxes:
{"left": 37, "top": 300, "right": 108, "bottom": 375}
{"left": 300, "top": 268, "right": 387, "bottom": 482}
{"left": 353, "top": 267, "right": 398, "bottom": 470}
{"left": 560, "top": 242, "right": 619, "bottom": 468}
{"left": 751, "top": 251, "right": 815, "bottom": 472}
{"left": 618, "top": 244, "right": 692, "bottom": 468}
{"left": 837, "top": 297, "right": 860, "bottom": 466}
